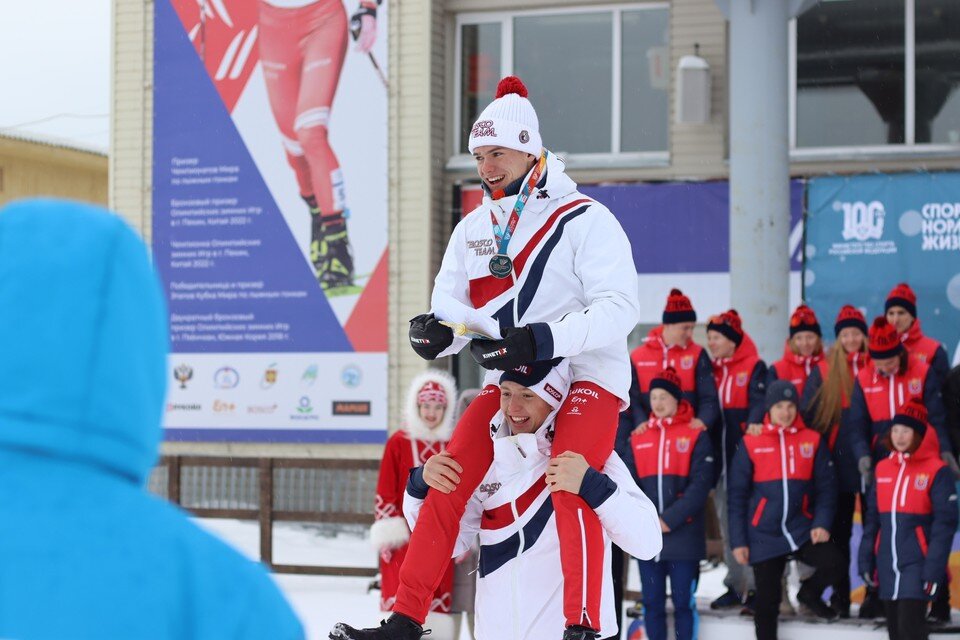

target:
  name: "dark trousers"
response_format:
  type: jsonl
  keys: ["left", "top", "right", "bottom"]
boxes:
{"left": 831, "top": 492, "right": 857, "bottom": 608}
{"left": 885, "top": 599, "right": 929, "bottom": 640}
{"left": 752, "top": 541, "right": 842, "bottom": 640}
{"left": 603, "top": 545, "right": 625, "bottom": 640}
{"left": 637, "top": 558, "right": 700, "bottom": 640}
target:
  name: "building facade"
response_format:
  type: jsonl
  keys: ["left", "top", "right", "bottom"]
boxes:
{"left": 112, "top": 0, "right": 960, "bottom": 455}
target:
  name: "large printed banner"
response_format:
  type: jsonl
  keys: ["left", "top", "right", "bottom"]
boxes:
{"left": 461, "top": 180, "right": 804, "bottom": 322}
{"left": 153, "top": 0, "right": 388, "bottom": 442}
{"left": 806, "top": 173, "right": 960, "bottom": 365}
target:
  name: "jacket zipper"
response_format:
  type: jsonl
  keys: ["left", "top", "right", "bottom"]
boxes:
{"left": 778, "top": 429, "right": 798, "bottom": 551}
{"left": 890, "top": 462, "right": 906, "bottom": 599}
{"left": 888, "top": 373, "right": 896, "bottom": 418}
{"left": 577, "top": 508, "right": 594, "bottom": 629}
{"left": 719, "top": 365, "right": 730, "bottom": 481}
{"left": 656, "top": 426, "right": 666, "bottom": 562}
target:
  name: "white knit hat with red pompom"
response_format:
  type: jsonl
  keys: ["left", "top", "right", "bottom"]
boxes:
{"left": 468, "top": 76, "right": 543, "bottom": 156}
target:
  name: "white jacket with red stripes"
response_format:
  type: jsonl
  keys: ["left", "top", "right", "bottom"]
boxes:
{"left": 431, "top": 151, "right": 641, "bottom": 408}
{"left": 403, "top": 412, "right": 662, "bottom": 640}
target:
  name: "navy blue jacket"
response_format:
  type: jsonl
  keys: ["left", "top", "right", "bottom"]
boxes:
{"left": 710, "top": 334, "right": 766, "bottom": 482}
{"left": 858, "top": 428, "right": 958, "bottom": 600}
{"left": 847, "top": 355, "right": 949, "bottom": 462}
{"left": 728, "top": 417, "right": 838, "bottom": 564}
{"left": 630, "top": 402, "right": 715, "bottom": 561}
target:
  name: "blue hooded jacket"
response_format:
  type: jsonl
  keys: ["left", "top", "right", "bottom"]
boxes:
{"left": 0, "top": 200, "right": 303, "bottom": 639}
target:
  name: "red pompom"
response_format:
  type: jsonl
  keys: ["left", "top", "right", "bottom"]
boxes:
{"left": 495, "top": 76, "right": 528, "bottom": 99}
{"left": 669, "top": 288, "right": 683, "bottom": 296}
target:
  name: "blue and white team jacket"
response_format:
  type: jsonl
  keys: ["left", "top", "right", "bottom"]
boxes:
{"left": 403, "top": 413, "right": 662, "bottom": 640}
{"left": 430, "top": 151, "right": 641, "bottom": 408}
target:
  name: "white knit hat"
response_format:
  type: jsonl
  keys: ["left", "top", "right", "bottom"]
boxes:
{"left": 468, "top": 76, "right": 543, "bottom": 156}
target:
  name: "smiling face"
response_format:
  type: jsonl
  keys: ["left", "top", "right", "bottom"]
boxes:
{"left": 838, "top": 327, "right": 865, "bottom": 355}
{"left": 791, "top": 331, "right": 820, "bottom": 357}
{"left": 770, "top": 400, "right": 797, "bottom": 427}
{"left": 649, "top": 388, "right": 678, "bottom": 419}
{"left": 418, "top": 401, "right": 446, "bottom": 430}
{"left": 706, "top": 330, "right": 737, "bottom": 360}
{"left": 886, "top": 306, "right": 914, "bottom": 334}
{"left": 499, "top": 380, "right": 552, "bottom": 435}
{"left": 473, "top": 146, "right": 537, "bottom": 192}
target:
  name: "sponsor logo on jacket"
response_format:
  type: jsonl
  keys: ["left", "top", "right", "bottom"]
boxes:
{"left": 800, "top": 442, "right": 814, "bottom": 459}
{"left": 479, "top": 482, "right": 502, "bottom": 497}
{"left": 544, "top": 383, "right": 563, "bottom": 402}
{"left": 676, "top": 437, "right": 691, "bottom": 453}
{"left": 573, "top": 387, "right": 600, "bottom": 400}
{"left": 736, "top": 371, "right": 749, "bottom": 387}
{"left": 681, "top": 355, "right": 694, "bottom": 370}
{"left": 915, "top": 473, "right": 930, "bottom": 491}
{"left": 467, "top": 239, "right": 496, "bottom": 256}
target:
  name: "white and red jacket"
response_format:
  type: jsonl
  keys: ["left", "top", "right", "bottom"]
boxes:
{"left": 371, "top": 370, "right": 458, "bottom": 613}
{"left": 431, "top": 151, "right": 641, "bottom": 407}
{"left": 403, "top": 411, "right": 662, "bottom": 639}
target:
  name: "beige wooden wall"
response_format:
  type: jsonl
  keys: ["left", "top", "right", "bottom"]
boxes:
{"left": 0, "top": 137, "right": 107, "bottom": 208}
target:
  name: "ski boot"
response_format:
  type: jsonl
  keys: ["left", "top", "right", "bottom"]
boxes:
{"left": 329, "top": 613, "right": 430, "bottom": 640}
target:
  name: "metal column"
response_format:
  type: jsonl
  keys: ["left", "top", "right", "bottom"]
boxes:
{"left": 716, "top": 0, "right": 815, "bottom": 361}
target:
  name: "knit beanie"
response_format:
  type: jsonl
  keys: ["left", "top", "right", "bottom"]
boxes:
{"left": 467, "top": 76, "right": 543, "bottom": 156}
{"left": 662, "top": 288, "right": 697, "bottom": 324}
{"left": 765, "top": 379, "right": 799, "bottom": 413}
{"left": 499, "top": 358, "right": 570, "bottom": 411}
{"left": 892, "top": 397, "right": 928, "bottom": 437}
{"left": 789, "top": 304, "right": 821, "bottom": 337}
{"left": 834, "top": 304, "right": 868, "bottom": 337}
{"left": 650, "top": 367, "right": 683, "bottom": 402}
{"left": 868, "top": 316, "right": 903, "bottom": 360}
{"left": 707, "top": 309, "right": 744, "bottom": 347}
{"left": 885, "top": 282, "right": 917, "bottom": 319}
{"left": 417, "top": 381, "right": 448, "bottom": 406}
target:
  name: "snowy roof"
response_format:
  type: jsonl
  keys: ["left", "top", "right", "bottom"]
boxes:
{"left": 0, "top": 130, "right": 107, "bottom": 157}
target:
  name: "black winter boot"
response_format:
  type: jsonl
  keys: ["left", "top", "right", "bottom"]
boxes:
{"left": 317, "top": 216, "right": 355, "bottom": 290}
{"left": 329, "top": 613, "right": 430, "bottom": 640}
{"left": 562, "top": 625, "right": 600, "bottom": 640}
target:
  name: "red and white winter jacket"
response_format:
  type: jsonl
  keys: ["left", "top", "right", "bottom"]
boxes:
{"left": 403, "top": 411, "right": 662, "bottom": 640}
{"left": 430, "top": 151, "right": 641, "bottom": 407}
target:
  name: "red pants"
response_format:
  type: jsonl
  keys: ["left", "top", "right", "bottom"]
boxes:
{"left": 258, "top": 0, "right": 348, "bottom": 216}
{"left": 394, "top": 381, "right": 619, "bottom": 629}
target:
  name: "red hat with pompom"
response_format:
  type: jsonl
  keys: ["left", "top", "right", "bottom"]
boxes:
{"left": 892, "top": 397, "right": 928, "bottom": 437}
{"left": 468, "top": 76, "right": 542, "bottom": 156}
{"left": 662, "top": 288, "right": 696, "bottom": 324}
{"left": 789, "top": 304, "right": 821, "bottom": 337}
{"left": 707, "top": 309, "right": 744, "bottom": 346}
{"left": 834, "top": 304, "right": 867, "bottom": 337}
{"left": 868, "top": 315, "right": 903, "bottom": 360}
{"left": 885, "top": 282, "right": 917, "bottom": 318}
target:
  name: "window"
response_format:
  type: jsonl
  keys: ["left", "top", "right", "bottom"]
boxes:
{"left": 455, "top": 4, "right": 670, "bottom": 158}
{"left": 792, "top": 0, "right": 960, "bottom": 149}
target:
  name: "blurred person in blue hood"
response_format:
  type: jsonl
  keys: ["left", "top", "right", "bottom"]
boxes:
{"left": 0, "top": 199, "right": 303, "bottom": 639}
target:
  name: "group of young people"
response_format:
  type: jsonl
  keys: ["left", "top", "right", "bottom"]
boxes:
{"left": 617, "top": 286, "right": 958, "bottom": 640}
{"left": 329, "top": 75, "right": 960, "bottom": 640}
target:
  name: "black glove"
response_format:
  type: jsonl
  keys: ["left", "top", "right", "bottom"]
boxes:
{"left": 470, "top": 326, "right": 538, "bottom": 371}
{"left": 408, "top": 313, "right": 453, "bottom": 360}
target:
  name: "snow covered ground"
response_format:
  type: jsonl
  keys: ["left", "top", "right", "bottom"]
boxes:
{"left": 196, "top": 518, "right": 896, "bottom": 639}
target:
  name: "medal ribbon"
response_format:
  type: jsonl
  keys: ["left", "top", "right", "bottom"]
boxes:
{"left": 489, "top": 151, "right": 547, "bottom": 252}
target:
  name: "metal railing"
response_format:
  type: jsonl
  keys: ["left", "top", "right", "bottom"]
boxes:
{"left": 151, "top": 455, "right": 379, "bottom": 577}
